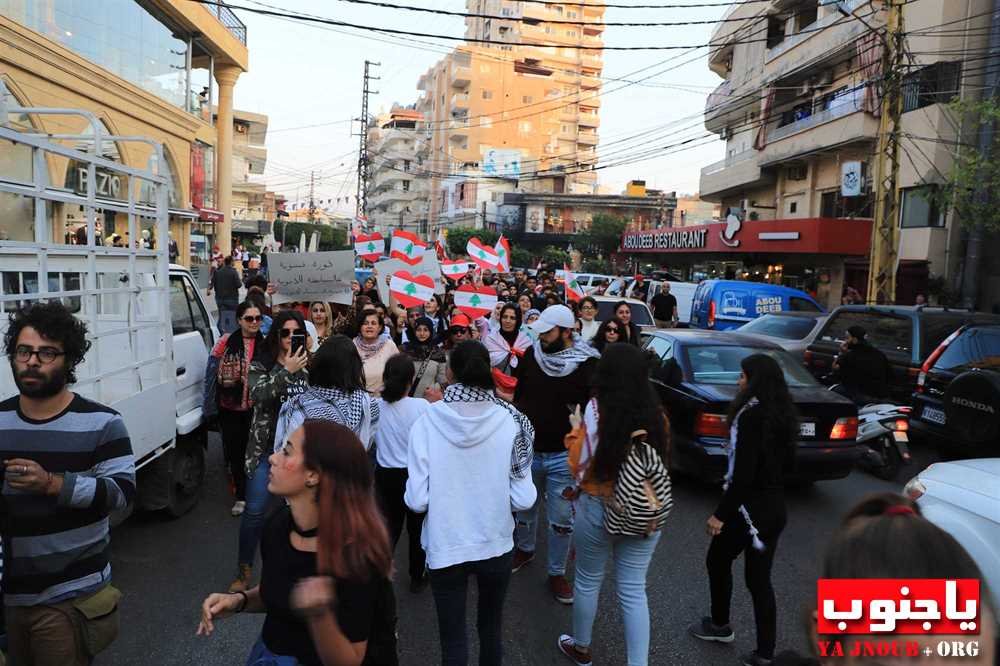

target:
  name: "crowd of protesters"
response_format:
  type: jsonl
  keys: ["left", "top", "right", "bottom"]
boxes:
{"left": 1, "top": 263, "right": 995, "bottom": 666}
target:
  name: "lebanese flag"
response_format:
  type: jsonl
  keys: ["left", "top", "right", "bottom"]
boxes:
{"left": 389, "top": 271, "right": 435, "bottom": 308}
{"left": 435, "top": 228, "right": 449, "bottom": 261}
{"left": 390, "top": 230, "right": 427, "bottom": 266}
{"left": 494, "top": 235, "right": 511, "bottom": 273}
{"left": 354, "top": 232, "right": 384, "bottom": 262}
{"left": 442, "top": 259, "right": 471, "bottom": 281}
{"left": 454, "top": 284, "right": 498, "bottom": 319}
{"left": 467, "top": 237, "right": 499, "bottom": 270}
{"left": 564, "top": 264, "right": 586, "bottom": 302}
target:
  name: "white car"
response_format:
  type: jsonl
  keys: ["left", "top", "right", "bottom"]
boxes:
{"left": 904, "top": 459, "right": 1000, "bottom": 613}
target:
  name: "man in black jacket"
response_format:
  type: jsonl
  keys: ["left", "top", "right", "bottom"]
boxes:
{"left": 208, "top": 256, "right": 242, "bottom": 334}
{"left": 833, "top": 325, "right": 890, "bottom": 405}
{"left": 512, "top": 304, "right": 599, "bottom": 605}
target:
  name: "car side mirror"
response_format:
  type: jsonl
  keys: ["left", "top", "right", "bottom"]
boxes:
{"left": 652, "top": 357, "right": 683, "bottom": 388}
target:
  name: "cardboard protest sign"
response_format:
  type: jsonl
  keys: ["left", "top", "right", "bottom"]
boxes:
{"left": 269, "top": 250, "right": 355, "bottom": 305}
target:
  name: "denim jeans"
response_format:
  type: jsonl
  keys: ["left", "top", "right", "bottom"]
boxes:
{"left": 572, "top": 493, "right": 662, "bottom": 666}
{"left": 238, "top": 457, "right": 274, "bottom": 567}
{"left": 428, "top": 550, "right": 513, "bottom": 666}
{"left": 245, "top": 636, "right": 298, "bottom": 665}
{"left": 514, "top": 451, "right": 575, "bottom": 576}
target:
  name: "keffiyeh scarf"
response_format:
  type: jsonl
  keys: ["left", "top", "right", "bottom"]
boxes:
{"left": 724, "top": 399, "right": 765, "bottom": 552}
{"left": 443, "top": 383, "right": 534, "bottom": 479}
{"left": 274, "top": 386, "right": 380, "bottom": 453}
{"left": 532, "top": 334, "right": 601, "bottom": 378}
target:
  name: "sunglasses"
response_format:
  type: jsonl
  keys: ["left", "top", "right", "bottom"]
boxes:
{"left": 450, "top": 327, "right": 469, "bottom": 335}
{"left": 279, "top": 328, "right": 304, "bottom": 338}
{"left": 242, "top": 315, "right": 263, "bottom": 322}
{"left": 606, "top": 327, "right": 620, "bottom": 334}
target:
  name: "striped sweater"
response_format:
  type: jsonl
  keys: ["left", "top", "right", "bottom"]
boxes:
{"left": 0, "top": 394, "right": 135, "bottom": 607}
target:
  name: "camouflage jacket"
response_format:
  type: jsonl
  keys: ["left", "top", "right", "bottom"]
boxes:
{"left": 245, "top": 361, "right": 309, "bottom": 476}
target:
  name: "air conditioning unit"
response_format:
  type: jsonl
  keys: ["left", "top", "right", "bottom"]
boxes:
{"left": 787, "top": 165, "right": 807, "bottom": 180}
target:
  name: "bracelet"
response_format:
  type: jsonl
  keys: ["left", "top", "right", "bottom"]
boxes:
{"left": 234, "top": 591, "right": 248, "bottom": 613}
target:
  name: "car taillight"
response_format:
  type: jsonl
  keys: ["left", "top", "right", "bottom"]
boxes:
{"left": 917, "top": 328, "right": 961, "bottom": 391}
{"left": 903, "top": 476, "right": 926, "bottom": 501}
{"left": 916, "top": 370, "right": 926, "bottom": 393}
{"left": 895, "top": 418, "right": 909, "bottom": 432}
{"left": 830, "top": 416, "right": 859, "bottom": 440}
{"left": 803, "top": 349, "right": 813, "bottom": 367}
{"left": 707, "top": 300, "right": 716, "bottom": 329}
{"left": 694, "top": 412, "right": 729, "bottom": 438}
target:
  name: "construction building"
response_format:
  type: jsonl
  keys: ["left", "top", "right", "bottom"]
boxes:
{"left": 366, "top": 106, "right": 431, "bottom": 235}
{"left": 696, "top": 0, "right": 996, "bottom": 306}
{"left": 0, "top": 0, "right": 249, "bottom": 281}
{"left": 230, "top": 109, "right": 273, "bottom": 245}
{"left": 414, "top": 0, "right": 605, "bottom": 236}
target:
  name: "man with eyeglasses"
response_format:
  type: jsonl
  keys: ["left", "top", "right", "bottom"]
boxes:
{"left": 1, "top": 302, "right": 135, "bottom": 665}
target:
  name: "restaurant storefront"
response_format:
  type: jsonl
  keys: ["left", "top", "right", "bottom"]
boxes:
{"left": 620, "top": 217, "right": 874, "bottom": 310}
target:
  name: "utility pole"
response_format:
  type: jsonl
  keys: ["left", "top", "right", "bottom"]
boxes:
{"left": 355, "top": 60, "right": 380, "bottom": 223}
{"left": 307, "top": 170, "right": 316, "bottom": 223}
{"left": 481, "top": 200, "right": 487, "bottom": 231}
{"left": 866, "top": 0, "right": 905, "bottom": 305}
{"left": 960, "top": 0, "right": 1000, "bottom": 308}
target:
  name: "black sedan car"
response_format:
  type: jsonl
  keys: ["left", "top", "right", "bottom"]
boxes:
{"left": 643, "top": 330, "right": 861, "bottom": 483}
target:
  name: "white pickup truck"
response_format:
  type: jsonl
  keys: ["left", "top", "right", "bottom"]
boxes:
{"left": 0, "top": 107, "right": 215, "bottom": 518}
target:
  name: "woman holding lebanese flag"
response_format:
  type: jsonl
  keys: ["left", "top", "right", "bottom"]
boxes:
{"left": 484, "top": 303, "right": 531, "bottom": 401}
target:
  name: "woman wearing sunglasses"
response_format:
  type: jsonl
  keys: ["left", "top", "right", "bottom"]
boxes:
{"left": 229, "top": 310, "right": 312, "bottom": 594}
{"left": 591, "top": 317, "right": 628, "bottom": 354}
{"left": 205, "top": 301, "right": 266, "bottom": 519}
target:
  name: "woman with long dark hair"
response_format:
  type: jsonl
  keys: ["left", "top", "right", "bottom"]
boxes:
{"left": 590, "top": 317, "right": 627, "bottom": 354}
{"left": 483, "top": 303, "right": 530, "bottom": 400}
{"left": 405, "top": 341, "right": 536, "bottom": 665}
{"left": 688, "top": 353, "right": 798, "bottom": 666}
{"left": 229, "top": 309, "right": 311, "bottom": 593}
{"left": 613, "top": 301, "right": 642, "bottom": 346}
{"left": 374, "top": 354, "right": 431, "bottom": 592}
{"left": 558, "top": 343, "right": 671, "bottom": 666}
{"left": 206, "top": 300, "right": 265, "bottom": 517}
{"left": 401, "top": 316, "right": 447, "bottom": 398}
{"left": 198, "top": 420, "right": 397, "bottom": 665}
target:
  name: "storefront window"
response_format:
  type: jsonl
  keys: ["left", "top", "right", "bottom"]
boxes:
{"left": 1, "top": 107, "right": 39, "bottom": 241}
{"left": 2, "top": 0, "right": 188, "bottom": 110}
{"left": 190, "top": 142, "right": 216, "bottom": 209}
{"left": 139, "top": 150, "right": 181, "bottom": 208}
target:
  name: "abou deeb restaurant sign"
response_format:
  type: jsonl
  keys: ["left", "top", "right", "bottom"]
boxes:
{"left": 622, "top": 227, "right": 708, "bottom": 251}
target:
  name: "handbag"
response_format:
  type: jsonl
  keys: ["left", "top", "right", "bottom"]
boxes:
{"left": 603, "top": 430, "right": 673, "bottom": 537}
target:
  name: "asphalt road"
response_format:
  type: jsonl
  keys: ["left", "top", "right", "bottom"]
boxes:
{"left": 105, "top": 434, "right": 940, "bottom": 666}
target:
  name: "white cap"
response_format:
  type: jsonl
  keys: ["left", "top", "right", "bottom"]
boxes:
{"left": 530, "top": 304, "right": 576, "bottom": 334}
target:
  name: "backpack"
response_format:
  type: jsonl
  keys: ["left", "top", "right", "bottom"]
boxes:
{"left": 603, "top": 430, "right": 673, "bottom": 537}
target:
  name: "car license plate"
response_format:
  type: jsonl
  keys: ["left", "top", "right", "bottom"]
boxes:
{"left": 893, "top": 431, "right": 909, "bottom": 442}
{"left": 799, "top": 422, "right": 816, "bottom": 437}
{"left": 922, "top": 406, "right": 946, "bottom": 425}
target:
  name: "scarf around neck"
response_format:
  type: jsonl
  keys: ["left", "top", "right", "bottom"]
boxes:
{"left": 354, "top": 335, "right": 388, "bottom": 361}
{"left": 532, "top": 333, "right": 601, "bottom": 378}
{"left": 443, "top": 383, "right": 534, "bottom": 479}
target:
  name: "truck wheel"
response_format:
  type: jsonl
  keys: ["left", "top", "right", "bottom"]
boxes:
{"left": 943, "top": 370, "right": 1000, "bottom": 449}
{"left": 165, "top": 430, "right": 206, "bottom": 518}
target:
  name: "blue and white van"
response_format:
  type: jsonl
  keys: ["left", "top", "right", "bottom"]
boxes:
{"left": 689, "top": 280, "right": 824, "bottom": 330}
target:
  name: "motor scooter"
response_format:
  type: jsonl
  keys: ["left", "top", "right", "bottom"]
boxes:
{"left": 829, "top": 383, "right": 912, "bottom": 480}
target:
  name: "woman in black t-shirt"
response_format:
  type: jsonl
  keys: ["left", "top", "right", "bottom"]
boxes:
{"left": 198, "top": 420, "right": 397, "bottom": 666}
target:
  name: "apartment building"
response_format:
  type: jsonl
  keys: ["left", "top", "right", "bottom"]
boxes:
{"left": 696, "top": 0, "right": 995, "bottom": 305}
{"left": 366, "top": 106, "right": 431, "bottom": 235}
{"left": 230, "top": 109, "right": 273, "bottom": 243}
{"left": 1, "top": 0, "right": 249, "bottom": 274}
{"left": 416, "top": 0, "right": 605, "bottom": 235}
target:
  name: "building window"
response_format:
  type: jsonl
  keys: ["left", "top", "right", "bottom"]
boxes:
{"left": 482, "top": 89, "right": 493, "bottom": 100}
{"left": 403, "top": 160, "right": 411, "bottom": 172}
{"left": 820, "top": 190, "right": 873, "bottom": 219}
{"left": 900, "top": 186, "right": 944, "bottom": 228}
{"left": 522, "top": 95, "right": 533, "bottom": 104}
{"left": 402, "top": 180, "right": 411, "bottom": 192}
{"left": 567, "top": 30, "right": 577, "bottom": 37}
{"left": 518, "top": 121, "right": 532, "bottom": 133}
{"left": 902, "top": 61, "right": 962, "bottom": 112}
{"left": 789, "top": 201, "right": 798, "bottom": 214}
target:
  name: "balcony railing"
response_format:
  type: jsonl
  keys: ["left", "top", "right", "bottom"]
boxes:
{"left": 210, "top": 3, "right": 247, "bottom": 46}
{"left": 764, "top": 0, "right": 865, "bottom": 63}
{"left": 769, "top": 87, "right": 865, "bottom": 142}
{"left": 700, "top": 149, "right": 756, "bottom": 177}
{"left": 705, "top": 79, "right": 734, "bottom": 114}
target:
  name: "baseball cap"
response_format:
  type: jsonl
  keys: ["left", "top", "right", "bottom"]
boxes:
{"left": 530, "top": 304, "right": 576, "bottom": 334}
{"left": 450, "top": 313, "right": 472, "bottom": 329}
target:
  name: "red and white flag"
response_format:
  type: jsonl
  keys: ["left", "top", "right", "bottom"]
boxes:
{"left": 494, "top": 235, "right": 511, "bottom": 273}
{"left": 354, "top": 232, "right": 384, "bottom": 263}
{"left": 390, "top": 230, "right": 427, "bottom": 266}
{"left": 467, "top": 237, "right": 500, "bottom": 271}
{"left": 435, "top": 228, "right": 449, "bottom": 261}
{"left": 453, "top": 284, "right": 498, "bottom": 319}
{"left": 389, "top": 271, "right": 436, "bottom": 308}
{"left": 564, "top": 264, "right": 586, "bottom": 302}
{"left": 441, "top": 259, "right": 471, "bottom": 281}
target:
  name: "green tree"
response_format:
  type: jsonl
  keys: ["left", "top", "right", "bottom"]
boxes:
{"left": 272, "top": 221, "right": 348, "bottom": 251}
{"left": 934, "top": 98, "right": 1000, "bottom": 234}
{"left": 446, "top": 227, "right": 500, "bottom": 257}
{"left": 510, "top": 246, "right": 532, "bottom": 269}
{"left": 582, "top": 258, "right": 612, "bottom": 274}
{"left": 581, "top": 214, "right": 627, "bottom": 256}
{"left": 541, "top": 245, "right": 569, "bottom": 267}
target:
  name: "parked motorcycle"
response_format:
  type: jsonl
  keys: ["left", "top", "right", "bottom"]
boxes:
{"left": 829, "top": 383, "right": 912, "bottom": 480}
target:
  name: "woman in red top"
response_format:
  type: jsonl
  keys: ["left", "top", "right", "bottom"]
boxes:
{"left": 210, "top": 300, "right": 265, "bottom": 517}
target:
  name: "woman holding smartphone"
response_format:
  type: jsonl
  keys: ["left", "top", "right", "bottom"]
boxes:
{"left": 229, "top": 310, "right": 312, "bottom": 594}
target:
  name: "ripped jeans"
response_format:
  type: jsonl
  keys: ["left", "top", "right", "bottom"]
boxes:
{"left": 514, "top": 451, "right": 575, "bottom": 576}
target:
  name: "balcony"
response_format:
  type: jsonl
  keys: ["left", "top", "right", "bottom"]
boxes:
{"left": 582, "top": 53, "right": 602, "bottom": 70}
{"left": 699, "top": 150, "right": 771, "bottom": 200}
{"left": 369, "top": 187, "right": 423, "bottom": 209}
{"left": 451, "top": 91, "right": 470, "bottom": 112}
{"left": 208, "top": 2, "right": 247, "bottom": 45}
{"left": 704, "top": 79, "right": 753, "bottom": 134}
{"left": 763, "top": 0, "right": 876, "bottom": 83}
{"left": 578, "top": 130, "right": 598, "bottom": 145}
{"left": 759, "top": 94, "right": 878, "bottom": 166}
{"left": 580, "top": 74, "right": 601, "bottom": 90}
{"left": 578, "top": 111, "right": 600, "bottom": 128}
{"left": 451, "top": 54, "right": 472, "bottom": 88}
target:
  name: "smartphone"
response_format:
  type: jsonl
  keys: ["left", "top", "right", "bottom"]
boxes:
{"left": 290, "top": 332, "right": 306, "bottom": 356}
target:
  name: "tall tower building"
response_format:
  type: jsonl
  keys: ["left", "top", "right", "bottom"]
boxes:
{"left": 415, "top": 1, "right": 605, "bottom": 233}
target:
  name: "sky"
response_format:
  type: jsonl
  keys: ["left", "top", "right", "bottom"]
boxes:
{"left": 230, "top": 0, "right": 731, "bottom": 214}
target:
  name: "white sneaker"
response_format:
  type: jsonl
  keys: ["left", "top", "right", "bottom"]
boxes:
{"left": 231, "top": 500, "right": 246, "bottom": 516}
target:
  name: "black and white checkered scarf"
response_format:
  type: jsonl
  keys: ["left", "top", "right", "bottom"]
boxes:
{"left": 274, "top": 386, "right": 379, "bottom": 452}
{"left": 443, "top": 383, "right": 533, "bottom": 479}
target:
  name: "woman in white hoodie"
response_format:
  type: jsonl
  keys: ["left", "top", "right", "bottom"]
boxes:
{"left": 405, "top": 340, "right": 537, "bottom": 666}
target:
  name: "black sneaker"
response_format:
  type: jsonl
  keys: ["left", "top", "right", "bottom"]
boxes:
{"left": 688, "top": 616, "right": 735, "bottom": 643}
{"left": 741, "top": 652, "right": 773, "bottom": 666}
